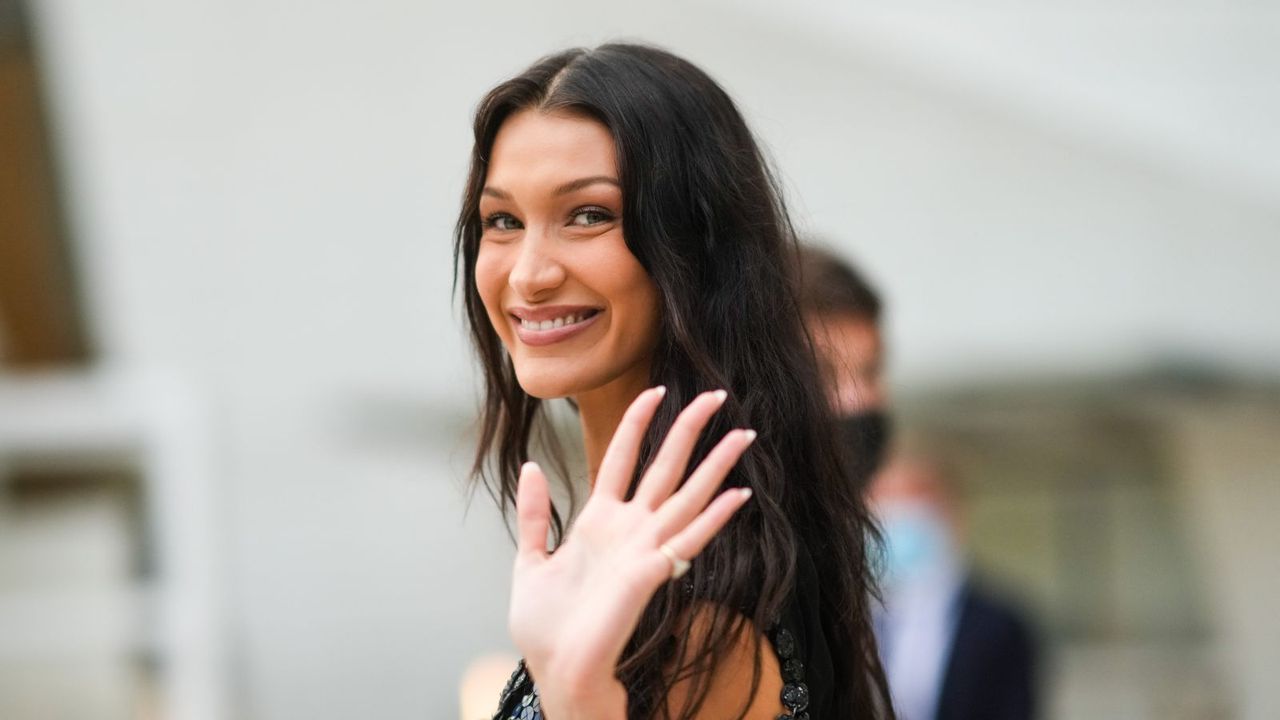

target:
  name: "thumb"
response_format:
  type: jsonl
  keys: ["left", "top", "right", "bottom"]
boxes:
{"left": 515, "top": 461, "right": 552, "bottom": 560}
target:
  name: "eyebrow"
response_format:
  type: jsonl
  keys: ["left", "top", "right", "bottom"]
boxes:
{"left": 481, "top": 175, "right": 621, "bottom": 201}
{"left": 553, "top": 175, "right": 621, "bottom": 196}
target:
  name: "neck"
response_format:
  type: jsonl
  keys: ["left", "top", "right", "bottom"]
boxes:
{"left": 575, "top": 370, "right": 652, "bottom": 486}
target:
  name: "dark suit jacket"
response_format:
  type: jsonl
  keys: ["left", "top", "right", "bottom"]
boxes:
{"left": 934, "top": 583, "right": 1038, "bottom": 720}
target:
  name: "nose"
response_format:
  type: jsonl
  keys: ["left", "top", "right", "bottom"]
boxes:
{"left": 508, "top": 230, "right": 566, "bottom": 301}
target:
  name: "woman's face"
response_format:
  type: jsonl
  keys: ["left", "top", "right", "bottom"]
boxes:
{"left": 475, "top": 109, "right": 661, "bottom": 400}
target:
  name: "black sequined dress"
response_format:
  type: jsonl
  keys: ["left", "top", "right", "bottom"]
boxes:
{"left": 492, "top": 543, "right": 832, "bottom": 720}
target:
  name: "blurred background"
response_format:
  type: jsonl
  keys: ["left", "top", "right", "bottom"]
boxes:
{"left": 1, "top": 0, "right": 1277, "bottom": 718}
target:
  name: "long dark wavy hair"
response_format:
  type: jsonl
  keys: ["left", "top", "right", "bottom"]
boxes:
{"left": 454, "top": 43, "right": 893, "bottom": 720}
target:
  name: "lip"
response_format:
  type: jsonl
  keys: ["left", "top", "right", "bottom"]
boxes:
{"left": 509, "top": 306, "right": 604, "bottom": 347}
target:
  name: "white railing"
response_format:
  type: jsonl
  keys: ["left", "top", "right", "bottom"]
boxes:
{"left": 0, "top": 368, "right": 227, "bottom": 720}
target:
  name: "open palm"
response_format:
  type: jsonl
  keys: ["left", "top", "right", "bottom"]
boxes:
{"left": 508, "top": 387, "right": 756, "bottom": 711}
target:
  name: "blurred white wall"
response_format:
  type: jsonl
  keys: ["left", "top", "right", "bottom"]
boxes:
{"left": 22, "top": 0, "right": 1279, "bottom": 717}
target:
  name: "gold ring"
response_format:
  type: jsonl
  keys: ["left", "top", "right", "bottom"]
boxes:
{"left": 658, "top": 543, "right": 691, "bottom": 580}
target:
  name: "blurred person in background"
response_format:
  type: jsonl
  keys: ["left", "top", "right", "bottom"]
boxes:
{"left": 869, "top": 457, "right": 1036, "bottom": 720}
{"left": 455, "top": 45, "right": 894, "bottom": 719}
{"left": 797, "top": 245, "right": 1037, "bottom": 720}
{"left": 795, "top": 244, "right": 891, "bottom": 488}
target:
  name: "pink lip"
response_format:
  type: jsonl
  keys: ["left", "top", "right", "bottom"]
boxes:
{"left": 511, "top": 308, "right": 603, "bottom": 347}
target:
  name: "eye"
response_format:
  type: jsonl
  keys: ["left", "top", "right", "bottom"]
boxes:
{"left": 569, "top": 207, "right": 615, "bottom": 227}
{"left": 482, "top": 213, "right": 522, "bottom": 232}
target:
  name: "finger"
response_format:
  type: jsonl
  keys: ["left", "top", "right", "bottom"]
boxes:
{"left": 633, "top": 389, "right": 729, "bottom": 509}
{"left": 594, "top": 386, "right": 667, "bottom": 500}
{"left": 515, "top": 461, "right": 551, "bottom": 561}
{"left": 662, "top": 487, "right": 753, "bottom": 562}
{"left": 653, "top": 428, "right": 756, "bottom": 538}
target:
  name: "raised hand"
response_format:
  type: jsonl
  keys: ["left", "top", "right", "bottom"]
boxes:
{"left": 507, "top": 387, "right": 756, "bottom": 719}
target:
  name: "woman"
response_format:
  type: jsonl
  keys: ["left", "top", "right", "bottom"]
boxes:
{"left": 454, "top": 43, "right": 893, "bottom": 720}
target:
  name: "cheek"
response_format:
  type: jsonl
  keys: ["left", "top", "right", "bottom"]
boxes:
{"left": 474, "top": 247, "right": 510, "bottom": 334}
{"left": 603, "top": 256, "right": 661, "bottom": 348}
{"left": 632, "top": 280, "right": 662, "bottom": 342}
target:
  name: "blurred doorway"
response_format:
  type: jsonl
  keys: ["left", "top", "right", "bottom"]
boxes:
{"left": 1, "top": 3, "right": 151, "bottom": 718}
{"left": 0, "top": 0, "right": 89, "bottom": 367}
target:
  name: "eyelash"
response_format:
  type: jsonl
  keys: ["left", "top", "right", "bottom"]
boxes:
{"left": 481, "top": 206, "right": 616, "bottom": 231}
{"left": 570, "top": 207, "right": 615, "bottom": 226}
{"left": 481, "top": 213, "right": 519, "bottom": 231}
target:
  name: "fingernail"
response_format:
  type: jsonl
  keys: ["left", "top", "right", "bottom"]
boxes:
{"left": 521, "top": 461, "right": 540, "bottom": 474}
{"left": 654, "top": 385, "right": 667, "bottom": 398}
{"left": 743, "top": 429, "right": 758, "bottom": 443}
{"left": 739, "top": 488, "right": 753, "bottom": 500}
{"left": 713, "top": 389, "right": 728, "bottom": 403}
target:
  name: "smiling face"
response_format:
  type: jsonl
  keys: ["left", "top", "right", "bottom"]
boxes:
{"left": 474, "top": 109, "right": 661, "bottom": 400}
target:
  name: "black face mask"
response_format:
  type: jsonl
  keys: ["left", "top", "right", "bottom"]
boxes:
{"left": 836, "top": 410, "right": 892, "bottom": 491}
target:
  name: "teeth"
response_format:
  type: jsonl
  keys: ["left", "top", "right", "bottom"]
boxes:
{"left": 520, "top": 312, "right": 593, "bottom": 331}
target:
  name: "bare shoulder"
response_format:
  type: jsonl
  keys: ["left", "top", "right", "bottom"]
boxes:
{"left": 662, "top": 601, "right": 785, "bottom": 720}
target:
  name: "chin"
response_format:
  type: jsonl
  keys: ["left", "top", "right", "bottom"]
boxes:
{"left": 512, "top": 361, "right": 587, "bottom": 400}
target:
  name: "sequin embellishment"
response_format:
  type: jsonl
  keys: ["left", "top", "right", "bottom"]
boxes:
{"left": 771, "top": 625, "right": 810, "bottom": 719}
{"left": 493, "top": 660, "right": 542, "bottom": 720}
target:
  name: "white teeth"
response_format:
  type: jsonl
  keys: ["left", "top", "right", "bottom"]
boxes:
{"left": 520, "top": 312, "right": 593, "bottom": 331}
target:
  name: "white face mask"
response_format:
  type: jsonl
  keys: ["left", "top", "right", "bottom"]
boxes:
{"left": 874, "top": 503, "right": 956, "bottom": 590}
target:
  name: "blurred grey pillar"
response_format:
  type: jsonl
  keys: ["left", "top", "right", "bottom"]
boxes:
{"left": 1168, "top": 397, "right": 1280, "bottom": 720}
